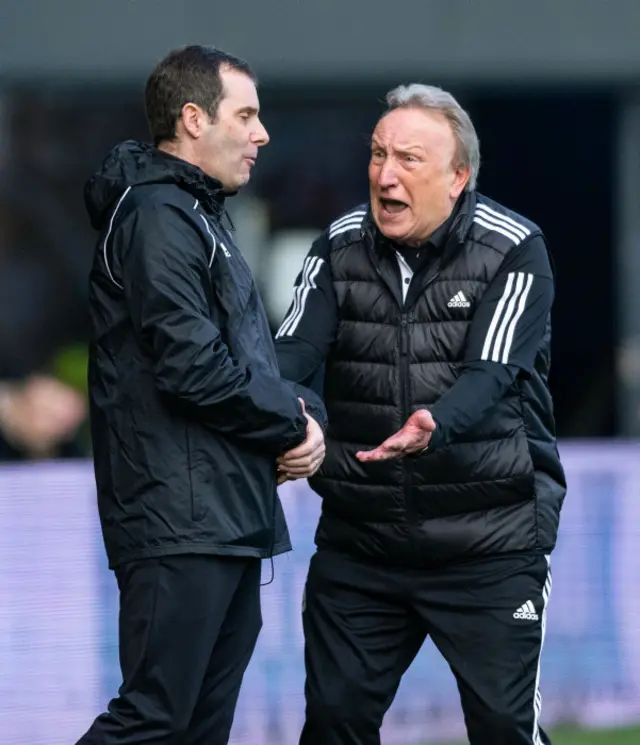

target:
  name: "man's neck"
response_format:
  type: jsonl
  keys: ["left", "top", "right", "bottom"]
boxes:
{"left": 158, "top": 140, "right": 200, "bottom": 171}
{"left": 396, "top": 200, "right": 461, "bottom": 253}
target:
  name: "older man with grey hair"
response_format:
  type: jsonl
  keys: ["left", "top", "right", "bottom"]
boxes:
{"left": 275, "top": 83, "right": 565, "bottom": 745}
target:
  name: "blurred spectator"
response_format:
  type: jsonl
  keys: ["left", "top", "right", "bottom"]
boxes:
{"left": 0, "top": 374, "right": 87, "bottom": 461}
{"left": 0, "top": 185, "right": 92, "bottom": 378}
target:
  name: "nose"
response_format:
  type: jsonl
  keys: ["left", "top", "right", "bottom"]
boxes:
{"left": 377, "top": 158, "right": 398, "bottom": 189}
{"left": 252, "top": 117, "right": 270, "bottom": 147}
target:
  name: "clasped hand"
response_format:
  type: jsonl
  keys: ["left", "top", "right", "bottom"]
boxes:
{"left": 276, "top": 399, "right": 326, "bottom": 485}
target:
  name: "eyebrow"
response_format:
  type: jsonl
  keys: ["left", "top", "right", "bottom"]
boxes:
{"left": 237, "top": 105, "right": 259, "bottom": 115}
{"left": 371, "top": 141, "right": 425, "bottom": 153}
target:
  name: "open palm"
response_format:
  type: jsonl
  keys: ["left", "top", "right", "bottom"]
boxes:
{"left": 356, "top": 409, "right": 436, "bottom": 462}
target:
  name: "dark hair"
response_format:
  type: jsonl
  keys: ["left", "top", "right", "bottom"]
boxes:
{"left": 145, "top": 45, "right": 256, "bottom": 145}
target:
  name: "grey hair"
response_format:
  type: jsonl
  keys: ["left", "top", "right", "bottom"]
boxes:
{"left": 385, "top": 83, "right": 480, "bottom": 191}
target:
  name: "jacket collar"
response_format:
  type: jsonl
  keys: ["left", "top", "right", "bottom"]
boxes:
{"left": 363, "top": 189, "right": 477, "bottom": 258}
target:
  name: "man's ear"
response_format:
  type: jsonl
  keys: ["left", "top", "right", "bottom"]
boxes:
{"left": 451, "top": 166, "right": 471, "bottom": 199}
{"left": 179, "top": 103, "right": 205, "bottom": 140}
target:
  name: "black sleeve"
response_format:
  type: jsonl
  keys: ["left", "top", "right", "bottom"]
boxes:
{"left": 427, "top": 361, "right": 518, "bottom": 450}
{"left": 426, "top": 233, "right": 555, "bottom": 452}
{"left": 274, "top": 233, "right": 337, "bottom": 404}
{"left": 277, "top": 339, "right": 326, "bottom": 391}
{"left": 274, "top": 234, "right": 338, "bottom": 357}
{"left": 463, "top": 233, "right": 555, "bottom": 373}
{"left": 118, "top": 202, "right": 307, "bottom": 454}
{"left": 277, "top": 339, "right": 328, "bottom": 430}
{"left": 285, "top": 379, "right": 328, "bottom": 431}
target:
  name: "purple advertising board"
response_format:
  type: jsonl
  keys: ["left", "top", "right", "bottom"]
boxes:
{"left": 1, "top": 442, "right": 639, "bottom": 744}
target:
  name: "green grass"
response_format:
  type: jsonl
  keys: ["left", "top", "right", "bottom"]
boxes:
{"left": 432, "top": 725, "right": 640, "bottom": 745}
{"left": 547, "top": 728, "right": 640, "bottom": 745}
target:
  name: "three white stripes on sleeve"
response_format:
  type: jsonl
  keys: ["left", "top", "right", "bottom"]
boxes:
{"left": 276, "top": 256, "right": 325, "bottom": 338}
{"left": 480, "top": 270, "right": 534, "bottom": 364}
{"left": 473, "top": 203, "right": 535, "bottom": 364}
{"left": 276, "top": 258, "right": 535, "bottom": 365}
{"left": 277, "top": 203, "right": 534, "bottom": 359}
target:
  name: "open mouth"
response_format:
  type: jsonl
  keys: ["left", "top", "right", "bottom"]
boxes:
{"left": 379, "top": 198, "right": 409, "bottom": 216}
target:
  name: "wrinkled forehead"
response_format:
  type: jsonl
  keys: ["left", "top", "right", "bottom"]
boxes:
{"left": 372, "top": 107, "right": 455, "bottom": 152}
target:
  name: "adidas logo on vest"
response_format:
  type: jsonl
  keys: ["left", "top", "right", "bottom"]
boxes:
{"left": 447, "top": 291, "right": 471, "bottom": 308}
{"left": 513, "top": 600, "right": 539, "bottom": 621}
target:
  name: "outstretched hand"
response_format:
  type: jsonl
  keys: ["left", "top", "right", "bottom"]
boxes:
{"left": 356, "top": 409, "right": 436, "bottom": 462}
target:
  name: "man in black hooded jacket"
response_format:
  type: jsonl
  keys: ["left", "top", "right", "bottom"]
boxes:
{"left": 76, "top": 45, "right": 326, "bottom": 745}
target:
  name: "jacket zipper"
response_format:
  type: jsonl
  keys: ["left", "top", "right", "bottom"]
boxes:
{"left": 402, "top": 270, "right": 443, "bottom": 564}
{"left": 366, "top": 219, "right": 467, "bottom": 564}
{"left": 371, "top": 235, "right": 449, "bottom": 563}
{"left": 399, "top": 312, "right": 417, "bottom": 563}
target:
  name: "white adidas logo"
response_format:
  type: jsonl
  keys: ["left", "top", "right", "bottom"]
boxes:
{"left": 513, "top": 601, "right": 539, "bottom": 621}
{"left": 447, "top": 291, "right": 471, "bottom": 308}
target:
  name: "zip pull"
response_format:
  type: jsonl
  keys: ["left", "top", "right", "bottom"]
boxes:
{"left": 222, "top": 209, "right": 236, "bottom": 233}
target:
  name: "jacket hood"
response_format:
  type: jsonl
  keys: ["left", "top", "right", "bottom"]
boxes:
{"left": 84, "top": 140, "right": 228, "bottom": 229}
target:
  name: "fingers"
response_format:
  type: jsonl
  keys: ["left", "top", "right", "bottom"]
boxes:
{"left": 276, "top": 440, "right": 325, "bottom": 481}
{"left": 355, "top": 432, "right": 409, "bottom": 462}
{"left": 276, "top": 462, "right": 322, "bottom": 483}
{"left": 356, "top": 429, "right": 432, "bottom": 462}
{"left": 279, "top": 464, "right": 323, "bottom": 480}
{"left": 277, "top": 444, "right": 324, "bottom": 468}
{"left": 277, "top": 409, "right": 327, "bottom": 482}
{"left": 277, "top": 448, "right": 325, "bottom": 475}
{"left": 277, "top": 440, "right": 316, "bottom": 463}
{"left": 278, "top": 415, "right": 324, "bottom": 464}
{"left": 356, "top": 446, "right": 402, "bottom": 462}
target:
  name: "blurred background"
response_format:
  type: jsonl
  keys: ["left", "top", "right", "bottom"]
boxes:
{"left": 0, "top": 1, "right": 639, "bottom": 743}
